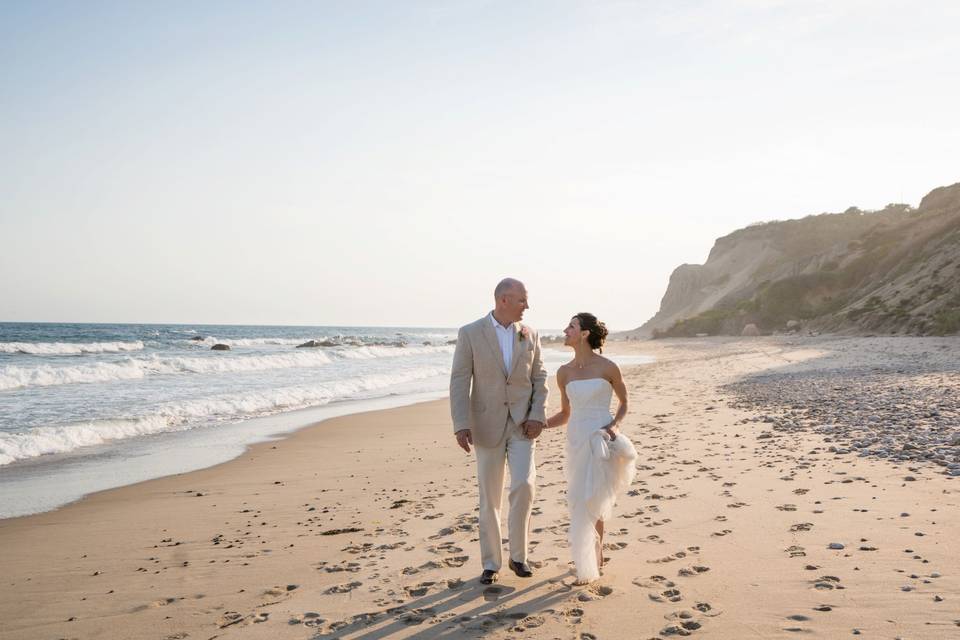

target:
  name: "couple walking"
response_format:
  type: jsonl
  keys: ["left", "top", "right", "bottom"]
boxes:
{"left": 449, "top": 277, "right": 637, "bottom": 585}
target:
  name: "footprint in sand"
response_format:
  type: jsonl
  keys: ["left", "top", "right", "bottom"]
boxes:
{"left": 578, "top": 584, "right": 614, "bottom": 601}
{"left": 711, "top": 529, "right": 733, "bottom": 537}
{"left": 561, "top": 607, "right": 585, "bottom": 623}
{"left": 404, "top": 581, "right": 436, "bottom": 597}
{"left": 811, "top": 575, "right": 842, "bottom": 590}
{"left": 665, "top": 611, "right": 706, "bottom": 635}
{"left": 785, "top": 545, "right": 806, "bottom": 558}
{"left": 298, "top": 612, "right": 325, "bottom": 628}
{"left": 511, "top": 615, "right": 546, "bottom": 631}
{"left": 127, "top": 594, "right": 176, "bottom": 615}
{"left": 678, "top": 565, "right": 710, "bottom": 577}
{"left": 218, "top": 612, "right": 244, "bottom": 629}
{"left": 655, "top": 588, "right": 683, "bottom": 603}
{"left": 790, "top": 522, "right": 814, "bottom": 532}
{"left": 661, "top": 619, "right": 701, "bottom": 635}
{"left": 442, "top": 555, "right": 470, "bottom": 568}
{"left": 320, "top": 560, "right": 362, "bottom": 573}
{"left": 398, "top": 607, "right": 437, "bottom": 626}
{"left": 263, "top": 584, "right": 299, "bottom": 597}
{"left": 325, "top": 581, "right": 362, "bottom": 594}
{"left": 643, "top": 576, "right": 682, "bottom": 603}
{"left": 777, "top": 504, "right": 798, "bottom": 511}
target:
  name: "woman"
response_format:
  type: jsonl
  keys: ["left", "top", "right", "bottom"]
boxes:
{"left": 545, "top": 313, "right": 638, "bottom": 583}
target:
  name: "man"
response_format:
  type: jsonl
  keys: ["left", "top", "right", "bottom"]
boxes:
{"left": 449, "top": 278, "right": 548, "bottom": 584}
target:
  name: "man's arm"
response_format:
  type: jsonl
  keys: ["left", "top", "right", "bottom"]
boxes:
{"left": 449, "top": 326, "right": 474, "bottom": 434}
{"left": 527, "top": 330, "right": 548, "bottom": 423}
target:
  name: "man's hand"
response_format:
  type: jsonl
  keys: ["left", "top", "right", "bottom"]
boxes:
{"left": 522, "top": 420, "right": 544, "bottom": 440}
{"left": 455, "top": 429, "right": 473, "bottom": 453}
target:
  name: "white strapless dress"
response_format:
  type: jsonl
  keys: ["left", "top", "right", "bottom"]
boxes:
{"left": 565, "top": 378, "right": 638, "bottom": 581}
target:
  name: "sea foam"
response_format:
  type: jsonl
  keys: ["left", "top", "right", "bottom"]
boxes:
{"left": 0, "top": 345, "right": 454, "bottom": 391}
{"left": 0, "top": 366, "right": 448, "bottom": 465}
{"left": 0, "top": 341, "right": 145, "bottom": 355}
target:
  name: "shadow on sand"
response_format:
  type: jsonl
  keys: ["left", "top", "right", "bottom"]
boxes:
{"left": 320, "top": 570, "right": 580, "bottom": 639}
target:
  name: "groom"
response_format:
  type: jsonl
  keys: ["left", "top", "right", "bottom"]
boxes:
{"left": 449, "top": 278, "right": 548, "bottom": 584}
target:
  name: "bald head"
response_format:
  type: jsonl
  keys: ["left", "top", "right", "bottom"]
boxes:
{"left": 494, "top": 277, "right": 524, "bottom": 299}
{"left": 492, "top": 278, "right": 529, "bottom": 325}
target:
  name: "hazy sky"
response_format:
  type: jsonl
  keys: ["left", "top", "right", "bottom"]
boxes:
{"left": 2, "top": 1, "right": 958, "bottom": 330}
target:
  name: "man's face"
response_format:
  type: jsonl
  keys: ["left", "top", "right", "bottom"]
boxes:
{"left": 500, "top": 286, "right": 529, "bottom": 323}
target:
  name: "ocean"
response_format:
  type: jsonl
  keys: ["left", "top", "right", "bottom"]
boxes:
{"left": 0, "top": 322, "right": 653, "bottom": 518}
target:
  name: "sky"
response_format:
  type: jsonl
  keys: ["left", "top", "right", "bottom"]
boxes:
{"left": 2, "top": 0, "right": 959, "bottom": 330}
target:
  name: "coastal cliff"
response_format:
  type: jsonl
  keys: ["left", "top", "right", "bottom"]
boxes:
{"left": 634, "top": 181, "right": 960, "bottom": 337}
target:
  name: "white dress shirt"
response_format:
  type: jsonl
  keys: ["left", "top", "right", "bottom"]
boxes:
{"left": 489, "top": 312, "right": 514, "bottom": 373}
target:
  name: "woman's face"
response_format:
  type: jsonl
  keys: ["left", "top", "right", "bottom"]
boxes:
{"left": 563, "top": 317, "right": 584, "bottom": 347}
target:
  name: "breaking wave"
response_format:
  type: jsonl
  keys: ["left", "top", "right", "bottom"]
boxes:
{"left": 0, "top": 341, "right": 145, "bottom": 355}
{"left": 0, "top": 345, "right": 454, "bottom": 391}
{"left": 0, "top": 366, "right": 448, "bottom": 465}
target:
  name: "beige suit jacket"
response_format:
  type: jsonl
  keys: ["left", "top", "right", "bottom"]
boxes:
{"left": 449, "top": 314, "right": 549, "bottom": 448}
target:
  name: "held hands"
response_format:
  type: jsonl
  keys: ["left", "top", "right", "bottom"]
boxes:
{"left": 522, "top": 420, "right": 544, "bottom": 440}
{"left": 455, "top": 429, "right": 473, "bottom": 453}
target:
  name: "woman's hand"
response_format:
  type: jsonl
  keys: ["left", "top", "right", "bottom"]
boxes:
{"left": 602, "top": 423, "right": 619, "bottom": 441}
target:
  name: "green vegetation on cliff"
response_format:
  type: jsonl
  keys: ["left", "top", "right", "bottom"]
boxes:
{"left": 646, "top": 182, "right": 960, "bottom": 338}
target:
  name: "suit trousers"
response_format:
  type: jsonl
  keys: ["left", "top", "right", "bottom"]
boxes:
{"left": 475, "top": 416, "right": 536, "bottom": 571}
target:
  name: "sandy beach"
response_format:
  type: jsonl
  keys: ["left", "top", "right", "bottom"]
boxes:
{"left": 2, "top": 336, "right": 958, "bottom": 639}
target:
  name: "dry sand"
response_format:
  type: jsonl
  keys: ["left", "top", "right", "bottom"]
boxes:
{"left": 1, "top": 336, "right": 958, "bottom": 639}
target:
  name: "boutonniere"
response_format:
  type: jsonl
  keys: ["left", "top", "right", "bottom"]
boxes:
{"left": 517, "top": 325, "right": 530, "bottom": 342}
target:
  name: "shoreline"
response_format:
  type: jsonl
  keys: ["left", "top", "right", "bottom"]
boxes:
{"left": 0, "top": 347, "right": 653, "bottom": 520}
{"left": 1, "top": 336, "right": 957, "bottom": 639}
{"left": 0, "top": 389, "right": 448, "bottom": 520}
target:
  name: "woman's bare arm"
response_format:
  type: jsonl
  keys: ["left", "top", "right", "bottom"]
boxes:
{"left": 604, "top": 363, "right": 628, "bottom": 438}
{"left": 546, "top": 366, "right": 571, "bottom": 428}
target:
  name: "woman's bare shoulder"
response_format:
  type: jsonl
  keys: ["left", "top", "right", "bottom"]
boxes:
{"left": 556, "top": 362, "right": 572, "bottom": 377}
{"left": 598, "top": 356, "right": 622, "bottom": 378}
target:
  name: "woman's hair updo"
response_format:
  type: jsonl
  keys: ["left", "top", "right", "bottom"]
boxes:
{"left": 575, "top": 312, "right": 608, "bottom": 353}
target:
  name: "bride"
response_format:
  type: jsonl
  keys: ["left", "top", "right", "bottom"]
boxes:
{"left": 545, "top": 312, "right": 638, "bottom": 583}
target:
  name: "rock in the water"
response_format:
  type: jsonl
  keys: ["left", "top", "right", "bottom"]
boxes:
{"left": 211, "top": 344, "right": 231, "bottom": 351}
{"left": 296, "top": 339, "right": 337, "bottom": 348}
{"left": 190, "top": 336, "right": 205, "bottom": 341}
